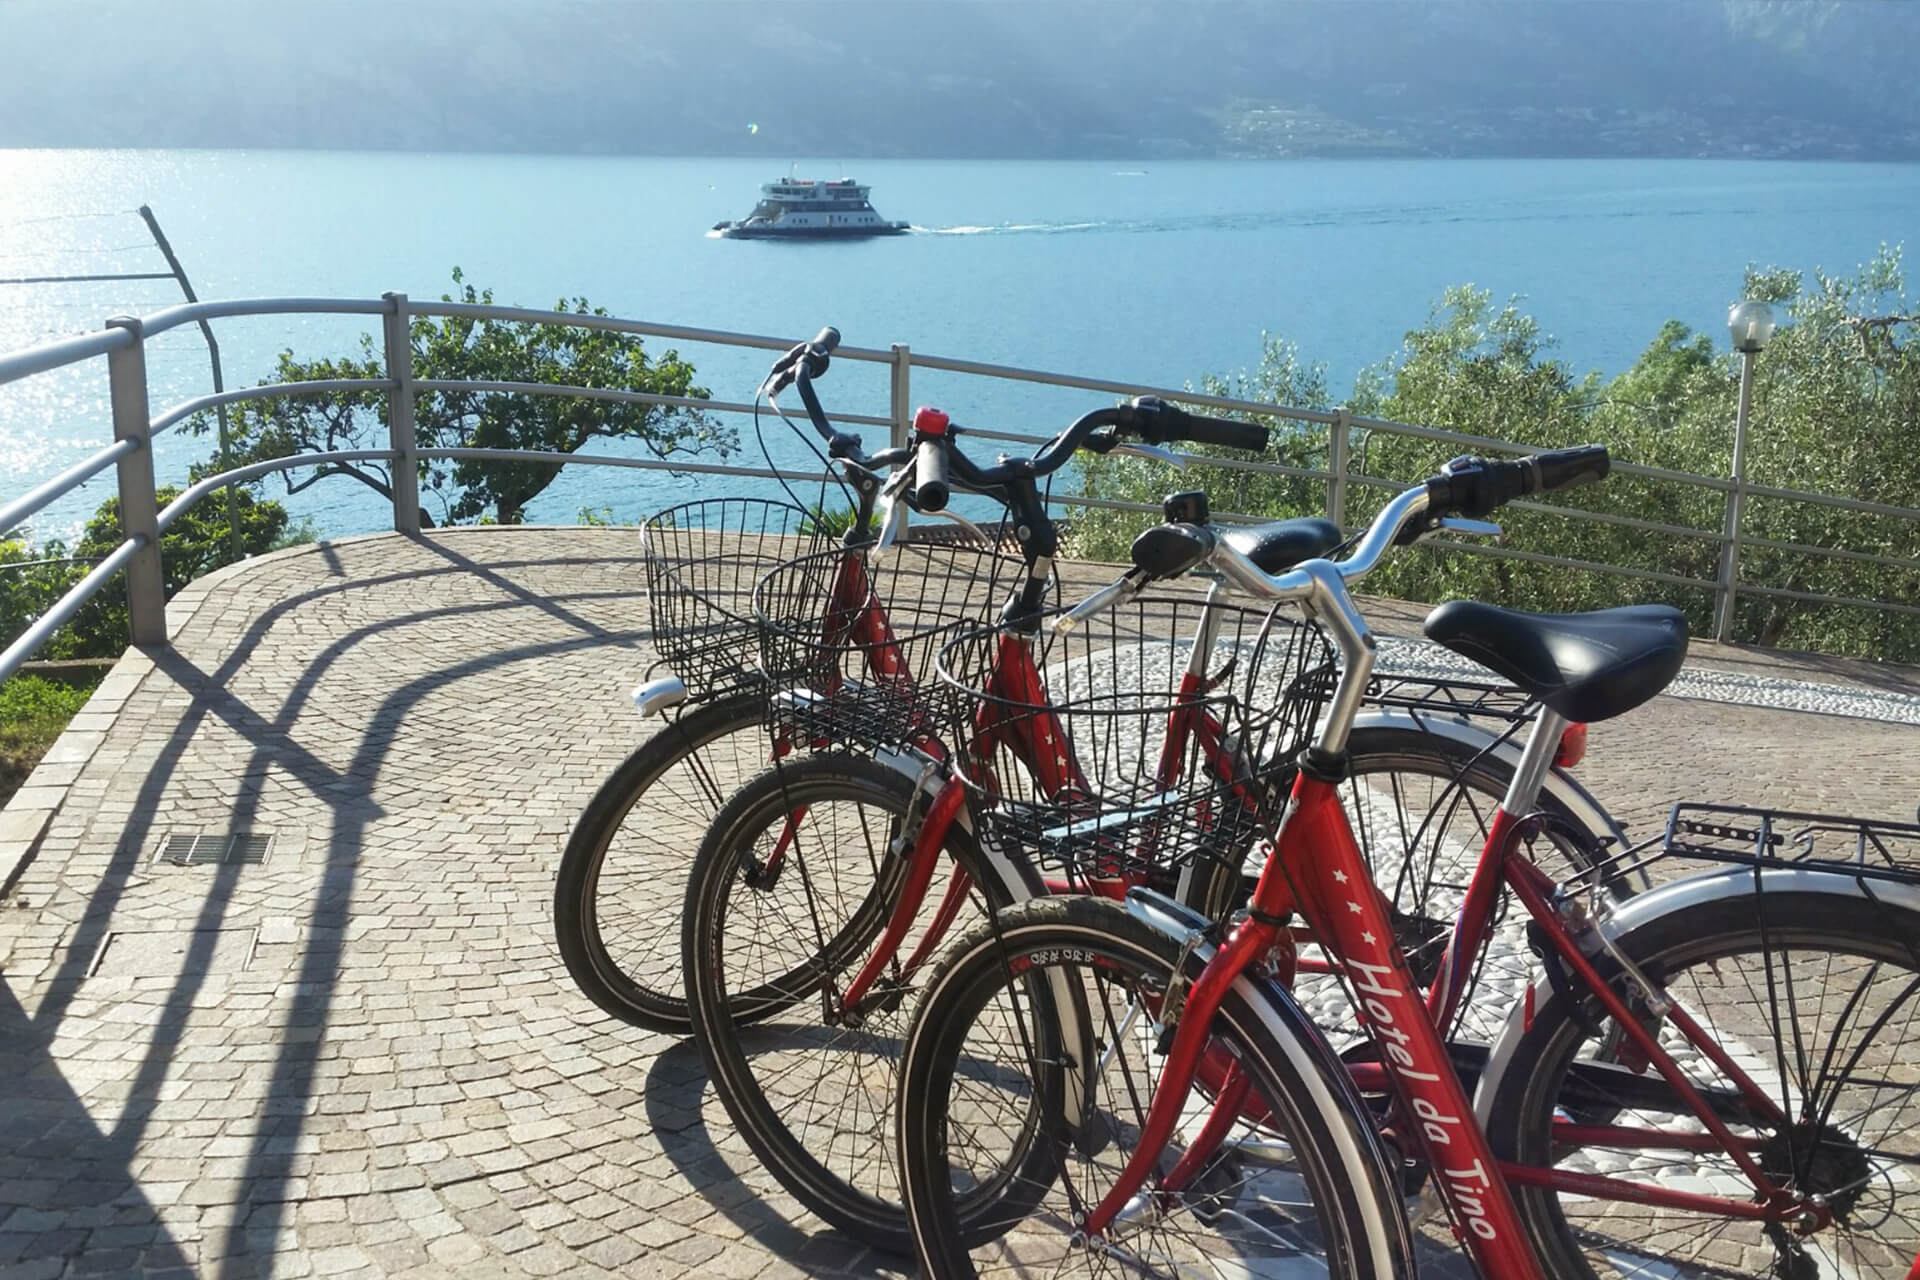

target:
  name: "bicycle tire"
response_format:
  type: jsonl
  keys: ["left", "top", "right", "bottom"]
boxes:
{"left": 683, "top": 751, "right": 1040, "bottom": 1252}
{"left": 898, "top": 893, "right": 1417, "bottom": 1280}
{"left": 1484, "top": 886, "right": 1920, "bottom": 1280}
{"left": 553, "top": 689, "right": 781, "bottom": 1032}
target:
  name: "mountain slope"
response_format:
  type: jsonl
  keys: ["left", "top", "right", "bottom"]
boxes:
{"left": 1, "top": 0, "right": 1914, "bottom": 157}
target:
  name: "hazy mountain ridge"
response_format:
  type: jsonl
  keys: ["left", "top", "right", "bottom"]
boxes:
{"left": 2, "top": 0, "right": 1915, "bottom": 158}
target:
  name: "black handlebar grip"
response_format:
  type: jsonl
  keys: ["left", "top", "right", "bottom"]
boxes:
{"left": 915, "top": 438, "right": 951, "bottom": 512}
{"left": 811, "top": 326, "right": 841, "bottom": 356}
{"left": 1531, "top": 444, "right": 1610, "bottom": 494}
{"left": 1179, "top": 413, "right": 1270, "bottom": 453}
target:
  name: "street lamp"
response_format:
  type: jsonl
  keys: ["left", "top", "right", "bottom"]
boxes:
{"left": 1715, "top": 300, "right": 1774, "bottom": 642}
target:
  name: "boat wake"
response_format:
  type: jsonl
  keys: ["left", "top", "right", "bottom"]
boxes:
{"left": 910, "top": 199, "right": 1746, "bottom": 240}
{"left": 912, "top": 221, "right": 1107, "bottom": 236}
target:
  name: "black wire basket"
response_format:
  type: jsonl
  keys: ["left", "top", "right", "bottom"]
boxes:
{"left": 753, "top": 541, "right": 1043, "bottom": 749}
{"left": 643, "top": 498, "right": 830, "bottom": 699}
{"left": 936, "top": 595, "right": 1337, "bottom": 882}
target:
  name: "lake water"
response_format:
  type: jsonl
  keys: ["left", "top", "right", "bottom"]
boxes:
{"left": 1, "top": 151, "right": 1915, "bottom": 541}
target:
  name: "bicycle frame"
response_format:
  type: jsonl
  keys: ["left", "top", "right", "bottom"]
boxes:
{"left": 1014, "top": 472, "right": 1920, "bottom": 1278}
{"left": 1076, "top": 708, "right": 1883, "bottom": 1278}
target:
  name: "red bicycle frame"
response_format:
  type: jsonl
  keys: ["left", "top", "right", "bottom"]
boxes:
{"left": 1075, "top": 734, "right": 1876, "bottom": 1276}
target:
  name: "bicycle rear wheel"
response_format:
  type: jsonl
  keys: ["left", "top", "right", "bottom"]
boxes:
{"left": 897, "top": 894, "right": 1416, "bottom": 1280}
{"left": 1485, "top": 885, "right": 1920, "bottom": 1279}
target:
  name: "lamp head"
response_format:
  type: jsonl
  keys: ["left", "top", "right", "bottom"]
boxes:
{"left": 1728, "top": 300, "right": 1776, "bottom": 354}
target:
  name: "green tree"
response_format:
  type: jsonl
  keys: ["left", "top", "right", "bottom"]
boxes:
{"left": 61, "top": 487, "right": 291, "bottom": 656}
{"left": 1068, "top": 255, "right": 1920, "bottom": 663}
{"left": 0, "top": 488, "right": 291, "bottom": 660}
{"left": 194, "top": 269, "right": 733, "bottom": 526}
{"left": 0, "top": 538, "right": 87, "bottom": 651}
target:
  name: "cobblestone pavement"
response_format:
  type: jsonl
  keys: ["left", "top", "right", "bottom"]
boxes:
{"left": 0, "top": 527, "right": 1916, "bottom": 1279}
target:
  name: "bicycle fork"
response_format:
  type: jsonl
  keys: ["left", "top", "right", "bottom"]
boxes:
{"left": 832, "top": 773, "right": 969, "bottom": 1022}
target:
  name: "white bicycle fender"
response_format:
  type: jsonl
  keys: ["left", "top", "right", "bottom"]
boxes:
{"left": 1350, "top": 707, "right": 1629, "bottom": 850}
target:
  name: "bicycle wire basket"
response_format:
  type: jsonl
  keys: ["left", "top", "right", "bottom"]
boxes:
{"left": 753, "top": 540, "right": 1048, "bottom": 750}
{"left": 642, "top": 498, "right": 832, "bottom": 700}
{"left": 936, "top": 594, "right": 1338, "bottom": 883}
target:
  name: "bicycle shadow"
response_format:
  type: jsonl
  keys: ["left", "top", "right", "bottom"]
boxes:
{"left": 640, "top": 1035, "right": 911, "bottom": 1279}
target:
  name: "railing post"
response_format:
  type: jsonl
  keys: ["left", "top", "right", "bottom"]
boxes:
{"left": 890, "top": 343, "right": 912, "bottom": 451}
{"left": 1714, "top": 350, "right": 1756, "bottom": 643}
{"left": 1327, "top": 406, "right": 1351, "bottom": 529}
{"left": 106, "top": 316, "right": 167, "bottom": 647}
{"left": 382, "top": 292, "right": 421, "bottom": 535}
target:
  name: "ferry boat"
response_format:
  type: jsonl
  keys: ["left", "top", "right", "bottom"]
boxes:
{"left": 712, "top": 178, "right": 910, "bottom": 239}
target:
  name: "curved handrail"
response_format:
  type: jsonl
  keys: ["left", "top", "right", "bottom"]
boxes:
{"left": 151, "top": 379, "right": 396, "bottom": 438}
{"left": 0, "top": 326, "right": 138, "bottom": 385}
{"left": 155, "top": 450, "right": 400, "bottom": 535}
{"left": 0, "top": 438, "right": 140, "bottom": 541}
{"left": 139, "top": 297, "right": 393, "bottom": 341}
{"left": 409, "top": 379, "right": 894, "bottom": 430}
{"left": 409, "top": 301, "right": 896, "bottom": 363}
{"left": 0, "top": 536, "right": 147, "bottom": 681}
{"left": 2, "top": 289, "right": 1919, "bottom": 687}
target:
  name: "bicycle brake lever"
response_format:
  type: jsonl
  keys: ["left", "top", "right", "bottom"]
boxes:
{"left": 1052, "top": 570, "right": 1148, "bottom": 634}
{"left": 1434, "top": 517, "right": 1502, "bottom": 539}
{"left": 926, "top": 508, "right": 991, "bottom": 544}
{"left": 873, "top": 467, "right": 914, "bottom": 557}
{"left": 1112, "top": 443, "right": 1188, "bottom": 469}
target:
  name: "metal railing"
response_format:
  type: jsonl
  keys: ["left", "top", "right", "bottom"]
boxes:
{"left": 1, "top": 292, "right": 1915, "bottom": 686}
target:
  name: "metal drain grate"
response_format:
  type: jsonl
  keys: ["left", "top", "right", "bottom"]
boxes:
{"left": 157, "top": 832, "right": 274, "bottom": 867}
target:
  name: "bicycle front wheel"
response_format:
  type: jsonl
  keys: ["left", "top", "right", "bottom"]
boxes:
{"left": 553, "top": 689, "right": 782, "bottom": 1032}
{"left": 1485, "top": 885, "right": 1920, "bottom": 1280}
{"left": 898, "top": 894, "right": 1417, "bottom": 1280}
{"left": 683, "top": 751, "right": 1035, "bottom": 1252}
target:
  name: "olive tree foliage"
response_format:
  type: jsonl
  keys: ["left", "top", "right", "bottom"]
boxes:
{"left": 191, "top": 271, "right": 734, "bottom": 526}
{"left": 1, "top": 487, "right": 291, "bottom": 659}
{"left": 1070, "top": 249, "right": 1920, "bottom": 662}
{"left": 1071, "top": 333, "right": 1335, "bottom": 558}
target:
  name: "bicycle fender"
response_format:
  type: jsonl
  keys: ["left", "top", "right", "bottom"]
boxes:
{"left": 1350, "top": 707, "right": 1630, "bottom": 852}
{"left": 1473, "top": 864, "right": 1920, "bottom": 1128}
{"left": 1126, "top": 889, "right": 1419, "bottom": 1280}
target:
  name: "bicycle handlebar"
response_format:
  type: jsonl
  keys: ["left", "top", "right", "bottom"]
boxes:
{"left": 1425, "top": 445, "right": 1609, "bottom": 519}
{"left": 765, "top": 328, "right": 1269, "bottom": 506}
{"left": 765, "top": 326, "right": 840, "bottom": 396}
{"left": 1067, "top": 445, "right": 1614, "bottom": 627}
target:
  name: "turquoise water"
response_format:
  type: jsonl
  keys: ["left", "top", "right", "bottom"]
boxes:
{"left": 2, "top": 151, "right": 1915, "bottom": 540}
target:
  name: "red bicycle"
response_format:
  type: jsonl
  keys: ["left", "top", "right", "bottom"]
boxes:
{"left": 898, "top": 448, "right": 1920, "bottom": 1279}
{"left": 682, "top": 399, "right": 1627, "bottom": 1253}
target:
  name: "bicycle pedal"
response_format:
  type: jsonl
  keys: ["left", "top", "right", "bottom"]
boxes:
{"left": 1182, "top": 1148, "right": 1245, "bottom": 1225}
